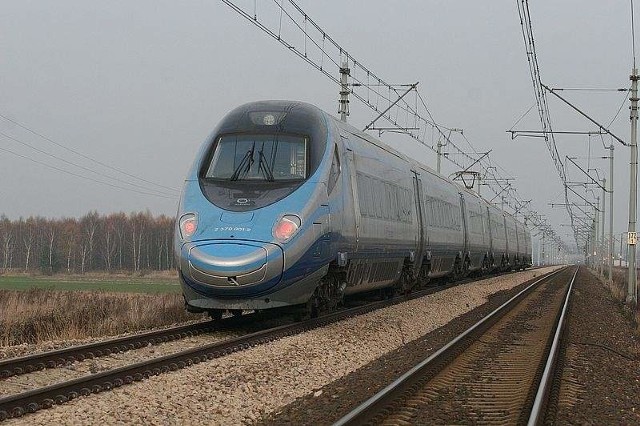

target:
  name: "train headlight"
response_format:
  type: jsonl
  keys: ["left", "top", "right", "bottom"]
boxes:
{"left": 273, "top": 215, "right": 301, "bottom": 242}
{"left": 179, "top": 213, "right": 198, "bottom": 239}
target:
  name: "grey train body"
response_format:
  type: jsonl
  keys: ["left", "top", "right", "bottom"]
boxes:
{"left": 175, "top": 101, "right": 532, "bottom": 314}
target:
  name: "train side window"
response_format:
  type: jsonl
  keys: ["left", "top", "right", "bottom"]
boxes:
{"left": 385, "top": 183, "right": 395, "bottom": 220}
{"left": 367, "top": 176, "right": 376, "bottom": 218}
{"left": 395, "top": 190, "right": 403, "bottom": 222}
{"left": 364, "top": 176, "right": 373, "bottom": 217}
{"left": 442, "top": 203, "right": 446, "bottom": 228}
{"left": 428, "top": 198, "right": 435, "bottom": 226}
{"left": 429, "top": 198, "right": 435, "bottom": 226}
{"left": 382, "top": 183, "right": 388, "bottom": 219}
{"left": 424, "top": 197, "right": 430, "bottom": 225}
{"left": 356, "top": 174, "right": 367, "bottom": 216}
{"left": 376, "top": 179, "right": 384, "bottom": 219}
{"left": 452, "top": 204, "right": 456, "bottom": 229}
{"left": 391, "top": 186, "right": 399, "bottom": 221}
{"left": 444, "top": 203, "right": 449, "bottom": 228}
{"left": 443, "top": 202, "right": 447, "bottom": 227}
{"left": 432, "top": 200, "right": 438, "bottom": 227}
{"left": 327, "top": 146, "right": 341, "bottom": 194}
{"left": 380, "top": 182, "right": 387, "bottom": 219}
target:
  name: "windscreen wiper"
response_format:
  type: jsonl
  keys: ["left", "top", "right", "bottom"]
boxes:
{"left": 258, "top": 150, "right": 275, "bottom": 181}
{"left": 229, "top": 144, "right": 255, "bottom": 181}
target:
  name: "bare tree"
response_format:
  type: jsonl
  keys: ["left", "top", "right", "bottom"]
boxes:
{"left": 60, "top": 218, "right": 78, "bottom": 273}
{"left": 102, "top": 215, "right": 118, "bottom": 272}
{"left": 130, "top": 212, "right": 147, "bottom": 272}
{"left": 45, "top": 221, "right": 56, "bottom": 274}
{"left": 0, "top": 211, "right": 176, "bottom": 274}
{"left": 81, "top": 211, "right": 99, "bottom": 271}
{"left": 1, "top": 215, "right": 14, "bottom": 272}
{"left": 112, "top": 212, "right": 127, "bottom": 271}
{"left": 21, "top": 217, "right": 35, "bottom": 272}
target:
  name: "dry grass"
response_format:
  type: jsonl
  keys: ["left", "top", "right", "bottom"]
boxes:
{"left": 604, "top": 268, "right": 639, "bottom": 333}
{"left": 0, "top": 289, "right": 202, "bottom": 346}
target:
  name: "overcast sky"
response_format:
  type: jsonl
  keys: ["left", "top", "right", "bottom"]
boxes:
{"left": 0, "top": 0, "right": 637, "bottom": 250}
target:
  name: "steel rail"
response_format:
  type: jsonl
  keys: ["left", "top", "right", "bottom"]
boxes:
{"left": 527, "top": 266, "right": 578, "bottom": 425}
{"left": 0, "top": 266, "right": 534, "bottom": 380}
{"left": 0, "top": 320, "right": 219, "bottom": 379}
{"left": 0, "top": 267, "right": 542, "bottom": 421}
{"left": 333, "top": 266, "right": 570, "bottom": 426}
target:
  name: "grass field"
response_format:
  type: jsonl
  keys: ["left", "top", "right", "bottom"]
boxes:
{"left": 0, "top": 288, "right": 200, "bottom": 346}
{"left": 0, "top": 273, "right": 200, "bottom": 346}
{"left": 0, "top": 275, "right": 181, "bottom": 294}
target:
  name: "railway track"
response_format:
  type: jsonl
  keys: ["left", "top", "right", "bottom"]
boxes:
{"left": 0, "top": 267, "right": 544, "bottom": 421}
{"left": 0, "top": 307, "right": 298, "bottom": 382}
{"left": 0, "top": 320, "right": 220, "bottom": 380}
{"left": 335, "top": 265, "right": 576, "bottom": 425}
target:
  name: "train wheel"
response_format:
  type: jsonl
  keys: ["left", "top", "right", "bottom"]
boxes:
{"left": 451, "top": 258, "right": 463, "bottom": 281}
{"left": 208, "top": 310, "right": 223, "bottom": 321}
{"left": 300, "top": 293, "right": 320, "bottom": 319}
{"left": 480, "top": 257, "right": 489, "bottom": 276}
{"left": 417, "top": 265, "right": 430, "bottom": 289}
{"left": 397, "top": 263, "right": 417, "bottom": 294}
{"left": 230, "top": 309, "right": 243, "bottom": 317}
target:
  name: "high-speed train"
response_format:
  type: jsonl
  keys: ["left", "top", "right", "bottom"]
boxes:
{"left": 175, "top": 101, "right": 532, "bottom": 318}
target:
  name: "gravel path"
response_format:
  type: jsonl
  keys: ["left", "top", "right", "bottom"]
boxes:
{"left": 552, "top": 268, "right": 640, "bottom": 424}
{"left": 5, "top": 267, "right": 559, "bottom": 425}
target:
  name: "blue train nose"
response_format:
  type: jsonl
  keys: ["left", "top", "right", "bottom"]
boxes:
{"left": 185, "top": 241, "right": 283, "bottom": 287}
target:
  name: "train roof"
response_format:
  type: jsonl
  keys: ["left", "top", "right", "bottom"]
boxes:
{"left": 330, "top": 109, "right": 526, "bottom": 228}
{"left": 222, "top": 101, "right": 528, "bottom": 230}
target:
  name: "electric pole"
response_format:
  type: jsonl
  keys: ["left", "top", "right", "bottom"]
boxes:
{"left": 595, "top": 197, "right": 600, "bottom": 270}
{"left": 609, "top": 145, "right": 614, "bottom": 283}
{"left": 339, "top": 60, "right": 350, "bottom": 123}
{"left": 601, "top": 180, "right": 606, "bottom": 276}
{"left": 628, "top": 67, "right": 638, "bottom": 304}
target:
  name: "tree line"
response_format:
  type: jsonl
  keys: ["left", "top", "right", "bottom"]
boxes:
{"left": 0, "top": 211, "right": 175, "bottom": 274}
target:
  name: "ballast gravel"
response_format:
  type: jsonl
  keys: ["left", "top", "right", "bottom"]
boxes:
{"left": 0, "top": 330, "right": 244, "bottom": 397}
{"left": 6, "top": 267, "right": 559, "bottom": 425}
{"left": 0, "top": 319, "right": 210, "bottom": 360}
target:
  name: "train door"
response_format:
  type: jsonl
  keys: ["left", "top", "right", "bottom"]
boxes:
{"left": 342, "top": 137, "right": 361, "bottom": 252}
{"left": 412, "top": 172, "right": 425, "bottom": 270}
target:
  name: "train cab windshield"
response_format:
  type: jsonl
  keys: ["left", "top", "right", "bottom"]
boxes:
{"left": 199, "top": 132, "right": 312, "bottom": 212}
{"left": 204, "top": 134, "right": 308, "bottom": 182}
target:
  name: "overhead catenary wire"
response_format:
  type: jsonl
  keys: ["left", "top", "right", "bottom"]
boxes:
{"left": 222, "top": 0, "right": 565, "bottom": 248}
{"left": 0, "top": 131, "right": 177, "bottom": 198}
{"left": 549, "top": 88, "right": 628, "bottom": 92}
{"left": 608, "top": 88, "right": 632, "bottom": 127}
{"left": 517, "top": 0, "right": 580, "bottom": 251}
{"left": 0, "top": 145, "right": 176, "bottom": 199}
{"left": 0, "top": 112, "right": 179, "bottom": 194}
